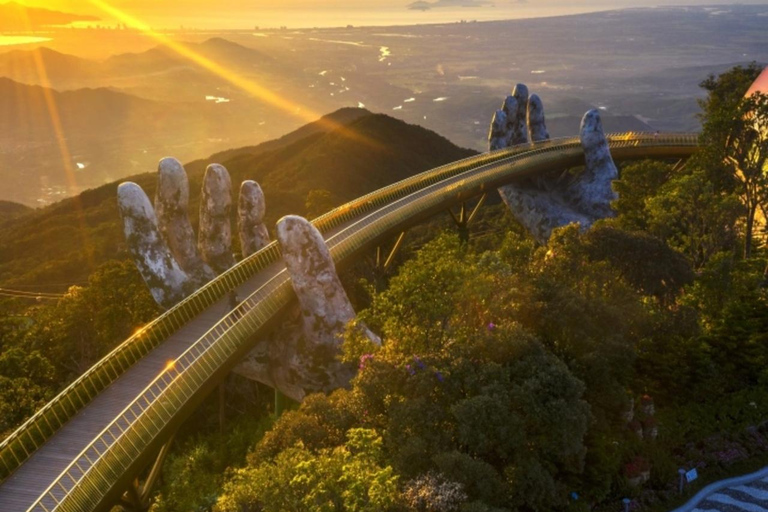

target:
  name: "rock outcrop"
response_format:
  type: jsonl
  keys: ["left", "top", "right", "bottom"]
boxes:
{"left": 490, "top": 85, "right": 618, "bottom": 243}
{"left": 238, "top": 180, "right": 270, "bottom": 257}
{"left": 118, "top": 182, "right": 191, "bottom": 308}
{"left": 199, "top": 164, "right": 235, "bottom": 273}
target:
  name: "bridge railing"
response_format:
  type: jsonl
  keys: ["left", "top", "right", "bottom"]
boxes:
{"left": 26, "top": 132, "right": 699, "bottom": 512}
{"left": 0, "top": 136, "right": 565, "bottom": 483}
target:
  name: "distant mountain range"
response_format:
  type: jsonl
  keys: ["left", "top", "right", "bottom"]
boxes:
{"left": 0, "top": 76, "right": 256, "bottom": 207}
{"left": 0, "top": 48, "right": 100, "bottom": 86}
{"left": 0, "top": 38, "right": 286, "bottom": 94}
{"left": 0, "top": 109, "right": 474, "bottom": 288}
{"left": 0, "top": 200, "right": 31, "bottom": 223}
{"left": 0, "top": 2, "right": 98, "bottom": 31}
{"left": 0, "top": 38, "right": 374, "bottom": 207}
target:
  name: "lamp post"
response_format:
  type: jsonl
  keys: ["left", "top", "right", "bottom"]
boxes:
{"left": 679, "top": 468, "right": 687, "bottom": 494}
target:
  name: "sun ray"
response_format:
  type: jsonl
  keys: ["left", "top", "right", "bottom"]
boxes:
{"left": 15, "top": 5, "right": 96, "bottom": 271}
{"left": 86, "top": 0, "right": 381, "bottom": 149}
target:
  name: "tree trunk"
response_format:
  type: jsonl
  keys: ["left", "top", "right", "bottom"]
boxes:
{"left": 745, "top": 203, "right": 756, "bottom": 259}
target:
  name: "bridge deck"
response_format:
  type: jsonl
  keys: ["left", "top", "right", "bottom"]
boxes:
{"left": 0, "top": 260, "right": 286, "bottom": 511}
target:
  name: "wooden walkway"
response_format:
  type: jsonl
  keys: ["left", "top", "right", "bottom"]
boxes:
{"left": 0, "top": 260, "right": 286, "bottom": 512}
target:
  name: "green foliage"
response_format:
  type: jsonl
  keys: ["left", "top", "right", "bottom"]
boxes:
{"left": 305, "top": 189, "right": 339, "bottom": 219}
{"left": 656, "top": 386, "right": 768, "bottom": 452}
{"left": 151, "top": 414, "right": 275, "bottom": 512}
{"left": 0, "top": 347, "right": 55, "bottom": 436}
{"left": 613, "top": 160, "right": 673, "bottom": 232}
{"left": 219, "top": 232, "right": 612, "bottom": 511}
{"left": 24, "top": 259, "right": 159, "bottom": 380}
{"left": 584, "top": 225, "right": 694, "bottom": 300}
{"left": 697, "top": 63, "right": 768, "bottom": 257}
{"left": 0, "top": 259, "right": 159, "bottom": 435}
{"left": 216, "top": 429, "right": 400, "bottom": 512}
{"left": 365, "top": 235, "right": 471, "bottom": 353}
{"left": 645, "top": 169, "right": 742, "bottom": 268}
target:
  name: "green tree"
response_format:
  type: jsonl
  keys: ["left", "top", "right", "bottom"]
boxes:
{"left": 216, "top": 429, "right": 400, "bottom": 512}
{"left": 26, "top": 260, "right": 159, "bottom": 380}
{"left": 613, "top": 160, "right": 673, "bottom": 232}
{"left": 698, "top": 64, "right": 768, "bottom": 257}
{"left": 645, "top": 169, "right": 742, "bottom": 269}
{"left": 228, "top": 234, "right": 593, "bottom": 511}
{"left": 305, "top": 189, "right": 339, "bottom": 219}
{"left": 0, "top": 347, "right": 56, "bottom": 436}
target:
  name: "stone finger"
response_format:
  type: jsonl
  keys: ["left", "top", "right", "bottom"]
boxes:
{"left": 118, "top": 182, "right": 191, "bottom": 308}
{"left": 199, "top": 163, "right": 235, "bottom": 273}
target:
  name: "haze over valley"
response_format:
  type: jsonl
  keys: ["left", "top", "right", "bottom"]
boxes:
{"left": 0, "top": 3, "right": 766, "bottom": 207}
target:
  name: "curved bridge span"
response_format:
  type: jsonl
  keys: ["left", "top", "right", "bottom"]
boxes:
{"left": 0, "top": 133, "right": 698, "bottom": 512}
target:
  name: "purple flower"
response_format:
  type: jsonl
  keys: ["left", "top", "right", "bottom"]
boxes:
{"left": 487, "top": 322, "right": 497, "bottom": 331}
{"left": 435, "top": 371, "right": 444, "bottom": 382}
{"left": 414, "top": 356, "right": 426, "bottom": 370}
{"left": 406, "top": 364, "right": 416, "bottom": 376}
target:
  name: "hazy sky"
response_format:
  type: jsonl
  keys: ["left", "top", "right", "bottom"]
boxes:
{"left": 20, "top": 0, "right": 768, "bottom": 28}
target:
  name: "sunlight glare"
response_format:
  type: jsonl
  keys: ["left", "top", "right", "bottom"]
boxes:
{"left": 86, "top": 0, "right": 380, "bottom": 148}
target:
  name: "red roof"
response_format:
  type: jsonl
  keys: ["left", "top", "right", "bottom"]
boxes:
{"left": 746, "top": 67, "right": 768, "bottom": 97}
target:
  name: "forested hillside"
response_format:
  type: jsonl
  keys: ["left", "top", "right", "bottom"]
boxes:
{"left": 0, "top": 109, "right": 474, "bottom": 290}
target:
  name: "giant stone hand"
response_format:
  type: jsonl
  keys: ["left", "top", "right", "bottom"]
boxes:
{"left": 490, "top": 84, "right": 618, "bottom": 243}
{"left": 118, "top": 158, "right": 270, "bottom": 309}
{"left": 118, "top": 159, "right": 379, "bottom": 401}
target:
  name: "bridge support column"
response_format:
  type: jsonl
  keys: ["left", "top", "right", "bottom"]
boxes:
{"left": 275, "top": 389, "right": 288, "bottom": 418}
{"left": 118, "top": 432, "right": 176, "bottom": 511}
{"left": 219, "top": 382, "right": 226, "bottom": 433}
{"left": 374, "top": 231, "right": 407, "bottom": 291}
{"left": 448, "top": 193, "right": 487, "bottom": 244}
{"left": 671, "top": 158, "right": 687, "bottom": 173}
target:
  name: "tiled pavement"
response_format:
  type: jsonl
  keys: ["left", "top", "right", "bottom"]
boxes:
{"left": 676, "top": 471, "right": 768, "bottom": 512}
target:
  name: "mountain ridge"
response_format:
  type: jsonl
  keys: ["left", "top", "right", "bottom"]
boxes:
{"left": 0, "top": 109, "right": 475, "bottom": 289}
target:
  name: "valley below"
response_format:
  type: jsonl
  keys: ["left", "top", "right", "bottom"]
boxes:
{"left": 0, "top": 5, "right": 766, "bottom": 207}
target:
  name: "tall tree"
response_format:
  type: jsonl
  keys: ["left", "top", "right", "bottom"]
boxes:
{"left": 698, "top": 64, "right": 768, "bottom": 258}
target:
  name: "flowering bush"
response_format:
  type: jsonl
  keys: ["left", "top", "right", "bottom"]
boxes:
{"left": 403, "top": 472, "right": 467, "bottom": 512}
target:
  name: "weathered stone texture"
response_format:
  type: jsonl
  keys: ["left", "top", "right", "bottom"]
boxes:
{"left": 492, "top": 88, "right": 618, "bottom": 243}
{"left": 568, "top": 109, "right": 619, "bottom": 220}
{"left": 499, "top": 184, "right": 592, "bottom": 244}
{"left": 262, "top": 215, "right": 380, "bottom": 400}
{"left": 154, "top": 157, "right": 215, "bottom": 286}
{"left": 199, "top": 164, "right": 235, "bottom": 273}
{"left": 238, "top": 180, "right": 271, "bottom": 257}
{"left": 118, "top": 182, "right": 190, "bottom": 308}
{"left": 489, "top": 109, "right": 509, "bottom": 151}
{"left": 511, "top": 83, "right": 530, "bottom": 145}
{"left": 501, "top": 95, "right": 518, "bottom": 147}
{"left": 527, "top": 94, "right": 550, "bottom": 143}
